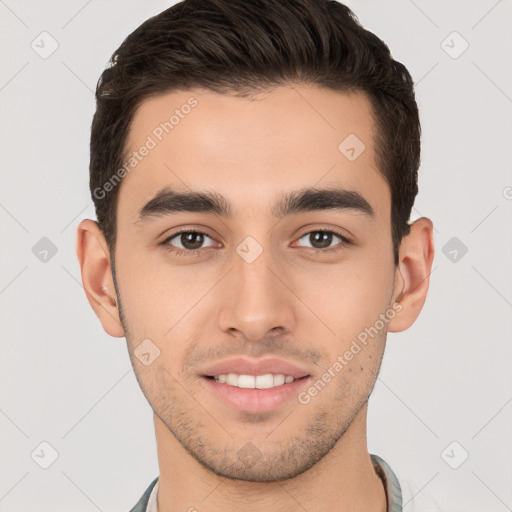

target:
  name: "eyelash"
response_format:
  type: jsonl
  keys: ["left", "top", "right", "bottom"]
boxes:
{"left": 161, "top": 228, "right": 351, "bottom": 258}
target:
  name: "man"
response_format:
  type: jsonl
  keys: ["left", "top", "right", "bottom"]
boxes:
{"left": 76, "top": 0, "right": 436, "bottom": 510}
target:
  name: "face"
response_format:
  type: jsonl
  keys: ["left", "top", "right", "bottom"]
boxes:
{"left": 112, "top": 85, "right": 399, "bottom": 481}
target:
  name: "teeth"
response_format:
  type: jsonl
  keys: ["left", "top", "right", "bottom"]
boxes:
{"left": 226, "top": 373, "right": 238, "bottom": 386}
{"left": 238, "top": 375, "right": 256, "bottom": 389}
{"left": 213, "top": 373, "right": 296, "bottom": 389}
{"left": 273, "top": 374, "right": 285, "bottom": 386}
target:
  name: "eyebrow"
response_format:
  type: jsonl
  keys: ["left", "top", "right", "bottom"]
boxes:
{"left": 136, "top": 186, "right": 375, "bottom": 222}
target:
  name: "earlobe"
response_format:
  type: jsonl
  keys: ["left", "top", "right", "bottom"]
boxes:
{"left": 387, "top": 217, "right": 435, "bottom": 333}
{"left": 76, "top": 219, "right": 125, "bottom": 338}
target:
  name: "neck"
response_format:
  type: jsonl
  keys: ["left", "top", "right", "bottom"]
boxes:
{"left": 153, "top": 403, "right": 387, "bottom": 512}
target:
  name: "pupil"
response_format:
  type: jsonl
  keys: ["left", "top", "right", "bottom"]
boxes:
{"left": 311, "top": 231, "right": 331, "bottom": 249}
{"left": 182, "top": 232, "right": 203, "bottom": 250}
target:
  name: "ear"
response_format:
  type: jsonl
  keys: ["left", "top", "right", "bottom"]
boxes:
{"left": 387, "top": 217, "right": 435, "bottom": 332}
{"left": 76, "top": 219, "right": 125, "bottom": 337}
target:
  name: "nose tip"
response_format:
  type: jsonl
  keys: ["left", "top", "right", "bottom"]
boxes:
{"left": 217, "top": 254, "right": 296, "bottom": 342}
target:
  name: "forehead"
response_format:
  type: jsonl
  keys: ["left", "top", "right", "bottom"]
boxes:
{"left": 118, "top": 85, "right": 389, "bottom": 221}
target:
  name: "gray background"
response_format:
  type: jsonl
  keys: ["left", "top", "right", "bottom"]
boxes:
{"left": 1, "top": 0, "right": 511, "bottom": 510}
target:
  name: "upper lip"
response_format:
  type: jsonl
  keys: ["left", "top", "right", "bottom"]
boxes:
{"left": 200, "top": 357, "right": 311, "bottom": 379}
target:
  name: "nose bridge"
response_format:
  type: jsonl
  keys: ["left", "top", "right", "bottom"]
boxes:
{"left": 217, "top": 235, "right": 295, "bottom": 340}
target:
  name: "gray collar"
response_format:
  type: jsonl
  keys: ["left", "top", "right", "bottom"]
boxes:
{"left": 371, "top": 453, "right": 403, "bottom": 511}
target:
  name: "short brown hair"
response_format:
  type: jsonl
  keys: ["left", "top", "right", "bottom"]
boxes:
{"left": 90, "top": 0, "right": 420, "bottom": 265}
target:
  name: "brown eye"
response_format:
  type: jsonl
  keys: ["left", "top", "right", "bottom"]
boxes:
{"left": 163, "top": 230, "right": 216, "bottom": 255}
{"left": 296, "top": 230, "right": 350, "bottom": 252}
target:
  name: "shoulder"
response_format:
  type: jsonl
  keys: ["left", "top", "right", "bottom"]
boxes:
{"left": 127, "top": 477, "right": 159, "bottom": 512}
{"left": 388, "top": 461, "right": 444, "bottom": 512}
{"left": 371, "top": 454, "right": 444, "bottom": 512}
{"left": 399, "top": 476, "right": 444, "bottom": 512}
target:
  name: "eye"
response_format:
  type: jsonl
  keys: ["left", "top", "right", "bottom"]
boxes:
{"left": 162, "top": 229, "right": 217, "bottom": 256}
{"left": 161, "top": 228, "right": 351, "bottom": 258}
{"left": 294, "top": 229, "right": 350, "bottom": 253}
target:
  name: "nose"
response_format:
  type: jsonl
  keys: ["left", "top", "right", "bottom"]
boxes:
{"left": 217, "top": 243, "right": 297, "bottom": 344}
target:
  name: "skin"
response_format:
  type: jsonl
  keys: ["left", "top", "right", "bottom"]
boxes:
{"left": 77, "top": 84, "right": 434, "bottom": 512}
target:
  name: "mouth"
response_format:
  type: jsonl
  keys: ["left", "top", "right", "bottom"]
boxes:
{"left": 204, "top": 373, "right": 308, "bottom": 389}
{"left": 200, "top": 373, "right": 311, "bottom": 414}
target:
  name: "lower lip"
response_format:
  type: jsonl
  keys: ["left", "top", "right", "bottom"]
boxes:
{"left": 201, "top": 376, "right": 311, "bottom": 414}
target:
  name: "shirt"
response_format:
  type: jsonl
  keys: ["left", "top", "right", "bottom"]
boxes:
{"left": 128, "top": 453, "right": 442, "bottom": 511}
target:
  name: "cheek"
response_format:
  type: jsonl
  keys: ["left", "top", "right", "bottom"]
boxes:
{"left": 115, "top": 249, "right": 224, "bottom": 365}
{"left": 128, "top": 354, "right": 185, "bottom": 415}
{"left": 297, "top": 256, "right": 394, "bottom": 339}
{"left": 114, "top": 248, "right": 175, "bottom": 329}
